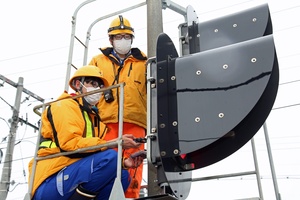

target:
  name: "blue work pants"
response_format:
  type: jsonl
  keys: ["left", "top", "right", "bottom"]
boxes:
{"left": 33, "top": 149, "right": 130, "bottom": 200}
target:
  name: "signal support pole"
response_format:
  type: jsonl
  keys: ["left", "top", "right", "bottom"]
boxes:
{"left": 0, "top": 77, "right": 23, "bottom": 200}
{"left": 147, "top": 0, "right": 163, "bottom": 196}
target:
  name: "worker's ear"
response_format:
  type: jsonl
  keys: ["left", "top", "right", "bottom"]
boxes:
{"left": 109, "top": 37, "right": 113, "bottom": 46}
{"left": 74, "top": 80, "right": 81, "bottom": 91}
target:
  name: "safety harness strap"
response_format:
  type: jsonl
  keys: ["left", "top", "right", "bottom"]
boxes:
{"left": 39, "top": 101, "right": 98, "bottom": 158}
{"left": 47, "top": 105, "right": 63, "bottom": 151}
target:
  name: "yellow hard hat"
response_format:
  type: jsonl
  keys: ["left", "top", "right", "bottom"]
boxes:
{"left": 108, "top": 15, "right": 134, "bottom": 36}
{"left": 69, "top": 65, "right": 109, "bottom": 91}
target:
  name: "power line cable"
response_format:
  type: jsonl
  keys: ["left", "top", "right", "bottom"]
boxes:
{"left": 0, "top": 46, "right": 68, "bottom": 63}
{"left": 279, "top": 79, "right": 300, "bottom": 85}
{"left": 272, "top": 103, "right": 300, "bottom": 110}
{"left": 17, "top": 144, "right": 27, "bottom": 183}
{"left": 0, "top": 2, "right": 298, "bottom": 70}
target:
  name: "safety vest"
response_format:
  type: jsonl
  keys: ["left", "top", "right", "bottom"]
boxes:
{"left": 39, "top": 103, "right": 99, "bottom": 150}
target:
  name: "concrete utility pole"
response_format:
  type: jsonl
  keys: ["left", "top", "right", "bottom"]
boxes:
{"left": 0, "top": 77, "right": 23, "bottom": 200}
{"left": 0, "top": 75, "right": 44, "bottom": 103}
{"left": 0, "top": 75, "right": 44, "bottom": 199}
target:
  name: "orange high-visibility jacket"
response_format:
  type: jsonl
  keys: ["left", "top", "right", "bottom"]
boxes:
{"left": 89, "top": 47, "right": 147, "bottom": 129}
{"left": 28, "top": 92, "right": 108, "bottom": 196}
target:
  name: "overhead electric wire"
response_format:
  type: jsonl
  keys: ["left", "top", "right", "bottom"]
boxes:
{"left": 0, "top": 46, "right": 68, "bottom": 63}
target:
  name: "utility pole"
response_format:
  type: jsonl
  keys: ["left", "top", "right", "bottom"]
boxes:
{"left": 0, "top": 77, "right": 23, "bottom": 200}
{"left": 147, "top": 0, "right": 163, "bottom": 196}
{"left": 0, "top": 75, "right": 44, "bottom": 199}
{"left": 0, "top": 75, "right": 44, "bottom": 103}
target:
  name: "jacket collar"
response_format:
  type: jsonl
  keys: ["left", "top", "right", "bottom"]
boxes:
{"left": 100, "top": 47, "right": 147, "bottom": 61}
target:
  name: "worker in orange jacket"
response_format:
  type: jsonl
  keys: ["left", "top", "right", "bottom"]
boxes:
{"left": 89, "top": 15, "right": 147, "bottom": 198}
{"left": 28, "top": 65, "right": 145, "bottom": 200}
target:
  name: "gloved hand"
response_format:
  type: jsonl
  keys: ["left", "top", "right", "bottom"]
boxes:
{"left": 123, "top": 150, "right": 146, "bottom": 168}
{"left": 130, "top": 150, "right": 147, "bottom": 159}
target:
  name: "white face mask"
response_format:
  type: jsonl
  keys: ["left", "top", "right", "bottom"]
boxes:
{"left": 113, "top": 38, "right": 131, "bottom": 55}
{"left": 81, "top": 84, "right": 102, "bottom": 106}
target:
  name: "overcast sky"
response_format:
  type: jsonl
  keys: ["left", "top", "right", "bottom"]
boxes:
{"left": 0, "top": 0, "right": 300, "bottom": 199}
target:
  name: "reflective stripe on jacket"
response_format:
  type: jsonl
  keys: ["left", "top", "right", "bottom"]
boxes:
{"left": 89, "top": 47, "right": 147, "bottom": 129}
{"left": 39, "top": 109, "right": 97, "bottom": 149}
{"left": 39, "top": 140, "right": 57, "bottom": 148}
{"left": 28, "top": 92, "right": 108, "bottom": 196}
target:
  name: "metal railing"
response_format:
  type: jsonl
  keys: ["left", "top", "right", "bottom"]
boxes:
{"left": 24, "top": 83, "right": 126, "bottom": 200}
